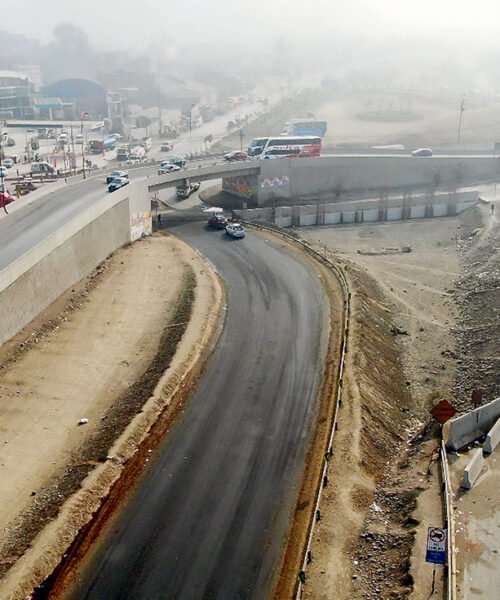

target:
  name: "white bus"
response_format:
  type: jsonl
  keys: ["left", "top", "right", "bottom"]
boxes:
{"left": 257, "top": 136, "right": 322, "bottom": 159}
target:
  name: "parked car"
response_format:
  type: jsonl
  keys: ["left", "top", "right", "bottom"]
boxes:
{"left": 108, "top": 176, "right": 130, "bottom": 192}
{"left": 5, "top": 137, "right": 15, "bottom": 147}
{"left": 225, "top": 222, "right": 246, "bottom": 238}
{"left": 208, "top": 213, "right": 228, "bottom": 229}
{"left": 75, "top": 133, "right": 84, "bottom": 144}
{"left": 224, "top": 151, "right": 249, "bottom": 162}
{"left": 106, "top": 170, "right": 129, "bottom": 184}
{"left": 158, "top": 164, "right": 181, "bottom": 175}
{"left": 411, "top": 148, "right": 433, "bottom": 157}
{"left": 168, "top": 155, "right": 186, "bottom": 168}
{"left": 0, "top": 165, "right": 9, "bottom": 177}
{"left": 161, "top": 142, "right": 173, "bottom": 152}
{"left": 2, "top": 159, "right": 13, "bottom": 169}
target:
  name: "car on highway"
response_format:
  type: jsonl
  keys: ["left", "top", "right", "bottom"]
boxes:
{"left": 411, "top": 148, "right": 433, "bottom": 157}
{"left": 75, "top": 133, "right": 84, "bottom": 144}
{"left": 0, "top": 165, "right": 8, "bottom": 177}
{"left": 106, "top": 170, "right": 129, "bottom": 184}
{"left": 208, "top": 213, "right": 228, "bottom": 229}
{"left": 225, "top": 222, "right": 246, "bottom": 238}
{"left": 158, "top": 163, "right": 181, "bottom": 175}
{"left": 167, "top": 155, "right": 186, "bottom": 168}
{"left": 4, "top": 137, "right": 15, "bottom": 146}
{"left": 223, "top": 151, "right": 250, "bottom": 162}
{"left": 107, "top": 176, "right": 129, "bottom": 192}
{"left": 161, "top": 142, "right": 173, "bottom": 152}
{"left": 2, "top": 159, "right": 14, "bottom": 169}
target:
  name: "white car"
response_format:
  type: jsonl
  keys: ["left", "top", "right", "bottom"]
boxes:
{"left": 225, "top": 223, "right": 246, "bottom": 239}
{"left": 75, "top": 133, "right": 84, "bottom": 144}
{"left": 0, "top": 165, "right": 8, "bottom": 177}
{"left": 158, "top": 164, "right": 181, "bottom": 175}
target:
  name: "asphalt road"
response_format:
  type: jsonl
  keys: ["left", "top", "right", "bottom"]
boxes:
{"left": 63, "top": 223, "right": 327, "bottom": 600}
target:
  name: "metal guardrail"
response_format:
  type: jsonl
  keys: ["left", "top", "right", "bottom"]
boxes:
{"left": 245, "top": 222, "right": 351, "bottom": 600}
{"left": 440, "top": 440, "right": 457, "bottom": 600}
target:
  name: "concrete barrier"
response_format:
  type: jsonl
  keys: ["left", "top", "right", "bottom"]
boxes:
{"left": 483, "top": 418, "right": 500, "bottom": 454}
{"left": 460, "top": 448, "right": 485, "bottom": 489}
{"left": 0, "top": 182, "right": 151, "bottom": 346}
{"left": 445, "top": 397, "right": 500, "bottom": 451}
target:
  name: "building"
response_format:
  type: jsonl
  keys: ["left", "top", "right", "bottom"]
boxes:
{"left": 0, "top": 70, "right": 35, "bottom": 119}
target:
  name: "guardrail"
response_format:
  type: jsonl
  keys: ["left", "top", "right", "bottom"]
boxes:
{"left": 440, "top": 440, "right": 457, "bottom": 600}
{"left": 245, "top": 222, "right": 351, "bottom": 600}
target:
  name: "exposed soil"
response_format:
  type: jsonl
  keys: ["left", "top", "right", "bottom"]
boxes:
{"left": 299, "top": 197, "right": 499, "bottom": 599}
{"left": 0, "top": 233, "right": 223, "bottom": 599}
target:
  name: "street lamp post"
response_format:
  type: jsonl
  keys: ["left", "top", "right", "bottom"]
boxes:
{"left": 457, "top": 98, "right": 465, "bottom": 144}
{"left": 0, "top": 138, "right": 5, "bottom": 214}
{"left": 81, "top": 112, "right": 88, "bottom": 179}
{"left": 189, "top": 103, "right": 195, "bottom": 160}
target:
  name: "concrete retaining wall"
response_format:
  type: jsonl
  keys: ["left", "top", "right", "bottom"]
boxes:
{"left": 257, "top": 155, "right": 500, "bottom": 205}
{"left": 484, "top": 418, "right": 500, "bottom": 454}
{"left": 460, "top": 448, "right": 485, "bottom": 490}
{"left": 0, "top": 182, "right": 151, "bottom": 346}
{"left": 445, "top": 397, "right": 500, "bottom": 451}
{"left": 240, "top": 191, "right": 478, "bottom": 229}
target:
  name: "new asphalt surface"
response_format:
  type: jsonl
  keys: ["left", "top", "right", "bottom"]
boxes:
{"left": 63, "top": 223, "right": 327, "bottom": 600}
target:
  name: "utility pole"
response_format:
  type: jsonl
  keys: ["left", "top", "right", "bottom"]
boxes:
{"left": 457, "top": 98, "right": 465, "bottom": 144}
{"left": 189, "top": 103, "right": 195, "bottom": 159}
{"left": 239, "top": 129, "right": 244, "bottom": 151}
{"left": 81, "top": 112, "right": 88, "bottom": 179}
{"left": 158, "top": 84, "right": 162, "bottom": 138}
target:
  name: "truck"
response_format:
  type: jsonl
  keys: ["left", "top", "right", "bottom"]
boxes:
{"left": 116, "top": 146, "right": 130, "bottom": 161}
{"left": 128, "top": 145, "right": 146, "bottom": 162}
{"left": 176, "top": 181, "right": 201, "bottom": 199}
{"left": 139, "top": 137, "right": 152, "bottom": 152}
{"left": 88, "top": 138, "right": 117, "bottom": 154}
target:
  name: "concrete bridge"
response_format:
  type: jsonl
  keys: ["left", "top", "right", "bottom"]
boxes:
{"left": 148, "top": 155, "right": 500, "bottom": 206}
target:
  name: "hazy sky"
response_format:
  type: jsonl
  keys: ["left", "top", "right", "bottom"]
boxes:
{"left": 3, "top": 0, "right": 500, "bottom": 51}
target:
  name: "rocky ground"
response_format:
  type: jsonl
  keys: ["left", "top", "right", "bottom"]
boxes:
{"left": 300, "top": 195, "right": 499, "bottom": 599}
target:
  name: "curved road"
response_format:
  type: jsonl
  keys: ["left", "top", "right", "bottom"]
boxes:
{"left": 63, "top": 223, "right": 327, "bottom": 600}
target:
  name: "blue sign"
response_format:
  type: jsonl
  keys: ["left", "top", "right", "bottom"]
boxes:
{"left": 426, "top": 527, "right": 447, "bottom": 565}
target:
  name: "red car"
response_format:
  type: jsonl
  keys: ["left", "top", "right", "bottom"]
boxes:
{"left": 223, "top": 151, "right": 249, "bottom": 162}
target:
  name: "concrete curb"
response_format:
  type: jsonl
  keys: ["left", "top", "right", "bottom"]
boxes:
{"left": 460, "top": 448, "right": 485, "bottom": 490}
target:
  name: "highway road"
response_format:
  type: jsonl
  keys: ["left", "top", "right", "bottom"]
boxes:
{"left": 61, "top": 223, "right": 327, "bottom": 600}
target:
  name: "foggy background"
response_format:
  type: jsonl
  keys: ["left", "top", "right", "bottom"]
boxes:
{"left": 2, "top": 0, "right": 500, "bottom": 89}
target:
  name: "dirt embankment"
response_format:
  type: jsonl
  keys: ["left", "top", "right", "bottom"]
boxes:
{"left": 0, "top": 233, "right": 223, "bottom": 600}
{"left": 297, "top": 200, "right": 500, "bottom": 599}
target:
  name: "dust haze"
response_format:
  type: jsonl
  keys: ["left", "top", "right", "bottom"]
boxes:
{"left": 2, "top": 0, "right": 500, "bottom": 90}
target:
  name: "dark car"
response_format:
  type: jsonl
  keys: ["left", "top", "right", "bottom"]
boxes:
{"left": 224, "top": 151, "right": 249, "bottom": 162}
{"left": 168, "top": 155, "right": 186, "bottom": 168}
{"left": 108, "top": 176, "right": 129, "bottom": 192}
{"left": 208, "top": 213, "right": 228, "bottom": 229}
{"left": 106, "top": 170, "right": 129, "bottom": 184}
{"left": 411, "top": 148, "right": 433, "bottom": 157}
{"left": 160, "top": 142, "right": 173, "bottom": 152}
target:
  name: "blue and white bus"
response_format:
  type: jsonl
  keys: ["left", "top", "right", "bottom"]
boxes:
{"left": 282, "top": 119, "right": 327, "bottom": 137}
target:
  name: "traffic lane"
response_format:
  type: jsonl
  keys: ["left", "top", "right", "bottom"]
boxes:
{"left": 68, "top": 224, "right": 326, "bottom": 600}
{"left": 0, "top": 168, "right": 157, "bottom": 271}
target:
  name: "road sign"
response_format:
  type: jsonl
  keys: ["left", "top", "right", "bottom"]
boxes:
{"left": 430, "top": 399, "right": 457, "bottom": 424}
{"left": 426, "top": 527, "right": 447, "bottom": 564}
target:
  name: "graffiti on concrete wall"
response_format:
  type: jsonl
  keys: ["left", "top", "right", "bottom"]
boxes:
{"left": 260, "top": 176, "right": 290, "bottom": 188}
{"left": 130, "top": 211, "right": 152, "bottom": 241}
{"left": 222, "top": 175, "right": 256, "bottom": 199}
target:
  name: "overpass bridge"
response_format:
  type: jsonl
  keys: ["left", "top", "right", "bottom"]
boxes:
{"left": 148, "top": 154, "right": 500, "bottom": 207}
{"left": 148, "top": 161, "right": 260, "bottom": 194}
